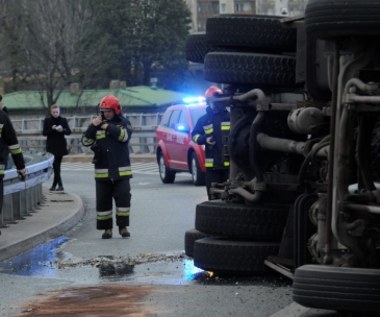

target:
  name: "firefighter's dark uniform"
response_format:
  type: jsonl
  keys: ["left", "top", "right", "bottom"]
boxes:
{"left": 0, "top": 111, "right": 25, "bottom": 220}
{"left": 82, "top": 115, "right": 133, "bottom": 230}
{"left": 192, "top": 105, "right": 230, "bottom": 199}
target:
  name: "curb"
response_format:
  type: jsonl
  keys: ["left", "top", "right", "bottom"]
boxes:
{"left": 0, "top": 187, "right": 85, "bottom": 261}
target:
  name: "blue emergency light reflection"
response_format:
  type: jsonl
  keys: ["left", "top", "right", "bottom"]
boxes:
{"left": 182, "top": 96, "right": 205, "bottom": 104}
{"left": 0, "top": 236, "right": 68, "bottom": 277}
{"left": 183, "top": 258, "right": 204, "bottom": 281}
{"left": 177, "top": 125, "right": 186, "bottom": 131}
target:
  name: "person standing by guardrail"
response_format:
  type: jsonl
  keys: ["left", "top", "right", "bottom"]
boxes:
{"left": 42, "top": 104, "right": 71, "bottom": 191}
{"left": 0, "top": 107, "right": 26, "bottom": 236}
{"left": 81, "top": 95, "right": 133, "bottom": 239}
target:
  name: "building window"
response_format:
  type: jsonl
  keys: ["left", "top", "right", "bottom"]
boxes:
{"left": 220, "top": 3, "right": 226, "bottom": 13}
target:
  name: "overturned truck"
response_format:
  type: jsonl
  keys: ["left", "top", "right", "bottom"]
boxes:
{"left": 184, "top": 0, "right": 380, "bottom": 314}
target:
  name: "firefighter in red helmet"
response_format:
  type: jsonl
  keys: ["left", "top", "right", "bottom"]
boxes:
{"left": 82, "top": 95, "right": 133, "bottom": 239}
{"left": 192, "top": 86, "right": 230, "bottom": 199}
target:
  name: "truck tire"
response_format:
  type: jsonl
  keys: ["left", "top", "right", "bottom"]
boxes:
{"left": 193, "top": 237, "right": 279, "bottom": 274}
{"left": 305, "top": 0, "right": 380, "bottom": 39}
{"left": 204, "top": 52, "right": 296, "bottom": 86}
{"left": 195, "top": 200, "right": 289, "bottom": 241}
{"left": 206, "top": 15, "right": 296, "bottom": 52}
{"left": 185, "top": 33, "right": 212, "bottom": 64}
{"left": 185, "top": 33, "right": 235, "bottom": 64}
{"left": 293, "top": 265, "right": 380, "bottom": 314}
{"left": 184, "top": 229, "right": 209, "bottom": 258}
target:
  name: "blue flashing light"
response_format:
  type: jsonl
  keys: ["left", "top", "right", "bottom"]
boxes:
{"left": 177, "top": 124, "right": 186, "bottom": 131}
{"left": 182, "top": 96, "right": 205, "bottom": 104}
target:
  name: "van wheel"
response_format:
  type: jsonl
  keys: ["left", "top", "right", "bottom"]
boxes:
{"left": 293, "top": 265, "right": 380, "bottom": 314}
{"left": 191, "top": 152, "right": 205, "bottom": 186}
{"left": 158, "top": 153, "right": 175, "bottom": 184}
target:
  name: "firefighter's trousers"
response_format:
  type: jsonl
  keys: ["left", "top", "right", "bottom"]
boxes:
{"left": 96, "top": 178, "right": 131, "bottom": 230}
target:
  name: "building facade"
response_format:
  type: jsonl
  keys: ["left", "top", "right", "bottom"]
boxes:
{"left": 185, "top": 0, "right": 306, "bottom": 33}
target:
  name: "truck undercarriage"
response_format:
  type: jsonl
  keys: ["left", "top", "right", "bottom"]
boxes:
{"left": 184, "top": 0, "right": 380, "bottom": 314}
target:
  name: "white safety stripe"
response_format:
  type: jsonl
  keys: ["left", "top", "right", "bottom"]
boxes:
{"left": 95, "top": 168, "right": 108, "bottom": 173}
{"left": 8, "top": 144, "right": 21, "bottom": 149}
{"left": 116, "top": 207, "right": 130, "bottom": 212}
{"left": 97, "top": 210, "right": 112, "bottom": 216}
{"left": 119, "top": 166, "right": 131, "bottom": 172}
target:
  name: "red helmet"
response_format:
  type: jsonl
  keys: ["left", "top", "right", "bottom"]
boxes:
{"left": 204, "top": 85, "right": 223, "bottom": 99}
{"left": 99, "top": 95, "right": 122, "bottom": 115}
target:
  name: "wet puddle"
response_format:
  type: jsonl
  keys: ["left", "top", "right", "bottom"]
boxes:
{"left": 0, "top": 236, "right": 206, "bottom": 284}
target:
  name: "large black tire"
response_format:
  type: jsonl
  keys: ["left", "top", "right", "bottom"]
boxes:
{"left": 184, "top": 229, "right": 209, "bottom": 258}
{"left": 206, "top": 15, "right": 297, "bottom": 52}
{"left": 195, "top": 200, "right": 289, "bottom": 241}
{"left": 190, "top": 152, "right": 205, "bottom": 186}
{"left": 293, "top": 265, "right": 380, "bottom": 314}
{"left": 305, "top": 0, "right": 380, "bottom": 39}
{"left": 204, "top": 52, "right": 296, "bottom": 86}
{"left": 193, "top": 237, "right": 279, "bottom": 274}
{"left": 185, "top": 33, "right": 212, "bottom": 64}
{"left": 158, "top": 152, "right": 175, "bottom": 184}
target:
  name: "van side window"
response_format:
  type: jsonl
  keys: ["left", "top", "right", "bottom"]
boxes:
{"left": 169, "top": 110, "right": 181, "bottom": 129}
{"left": 160, "top": 110, "right": 171, "bottom": 127}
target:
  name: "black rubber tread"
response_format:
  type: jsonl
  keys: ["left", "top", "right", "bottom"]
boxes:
{"left": 305, "top": 0, "right": 380, "bottom": 39}
{"left": 195, "top": 200, "right": 289, "bottom": 241}
{"left": 185, "top": 33, "right": 212, "bottom": 64}
{"left": 193, "top": 237, "right": 279, "bottom": 274}
{"left": 293, "top": 265, "right": 380, "bottom": 313}
{"left": 206, "top": 14, "right": 297, "bottom": 52}
{"left": 184, "top": 228, "right": 209, "bottom": 258}
{"left": 204, "top": 52, "right": 296, "bottom": 86}
{"left": 185, "top": 33, "right": 236, "bottom": 64}
{"left": 158, "top": 152, "right": 175, "bottom": 184}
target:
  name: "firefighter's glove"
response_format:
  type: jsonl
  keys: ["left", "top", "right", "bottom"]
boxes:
{"left": 18, "top": 168, "right": 27, "bottom": 181}
{"left": 206, "top": 136, "right": 216, "bottom": 146}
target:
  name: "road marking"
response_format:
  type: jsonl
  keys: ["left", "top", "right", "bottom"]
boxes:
{"left": 61, "top": 162, "right": 159, "bottom": 174}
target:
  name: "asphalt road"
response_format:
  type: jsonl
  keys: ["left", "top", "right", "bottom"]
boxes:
{"left": 0, "top": 166, "right": 339, "bottom": 317}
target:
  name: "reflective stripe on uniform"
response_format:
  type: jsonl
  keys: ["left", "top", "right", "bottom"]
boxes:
{"left": 205, "top": 158, "right": 214, "bottom": 168}
{"left": 224, "top": 161, "right": 230, "bottom": 167}
{"left": 119, "top": 166, "right": 132, "bottom": 177}
{"left": 193, "top": 134, "right": 201, "bottom": 142}
{"left": 9, "top": 144, "right": 22, "bottom": 155}
{"left": 118, "top": 128, "right": 128, "bottom": 142}
{"left": 203, "top": 124, "right": 213, "bottom": 135}
{"left": 96, "top": 131, "right": 106, "bottom": 140}
{"left": 116, "top": 207, "right": 130, "bottom": 217}
{"left": 95, "top": 168, "right": 109, "bottom": 179}
{"left": 82, "top": 136, "right": 94, "bottom": 146}
{"left": 96, "top": 210, "right": 112, "bottom": 221}
{"left": 221, "top": 122, "right": 230, "bottom": 131}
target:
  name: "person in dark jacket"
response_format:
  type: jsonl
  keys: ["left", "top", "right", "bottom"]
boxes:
{"left": 0, "top": 110, "right": 26, "bottom": 236}
{"left": 81, "top": 95, "right": 133, "bottom": 239}
{"left": 43, "top": 104, "right": 71, "bottom": 191}
{"left": 0, "top": 95, "right": 10, "bottom": 169}
{"left": 192, "top": 86, "right": 230, "bottom": 200}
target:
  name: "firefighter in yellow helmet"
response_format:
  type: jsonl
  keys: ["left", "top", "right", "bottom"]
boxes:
{"left": 192, "top": 86, "right": 230, "bottom": 199}
{"left": 82, "top": 95, "right": 133, "bottom": 239}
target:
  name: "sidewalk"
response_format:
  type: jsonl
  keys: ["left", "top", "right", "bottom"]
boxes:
{"left": 0, "top": 187, "right": 84, "bottom": 261}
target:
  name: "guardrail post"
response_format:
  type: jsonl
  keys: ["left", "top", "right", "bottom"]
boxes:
{"left": 3, "top": 195, "right": 15, "bottom": 223}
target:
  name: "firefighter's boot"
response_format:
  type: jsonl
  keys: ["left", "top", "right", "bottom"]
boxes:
{"left": 119, "top": 227, "right": 130, "bottom": 238}
{"left": 102, "top": 229, "right": 112, "bottom": 239}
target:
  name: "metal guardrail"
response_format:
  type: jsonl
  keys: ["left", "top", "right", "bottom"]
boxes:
{"left": 13, "top": 113, "right": 162, "bottom": 155}
{"left": 1, "top": 153, "right": 53, "bottom": 227}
